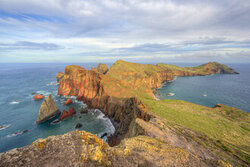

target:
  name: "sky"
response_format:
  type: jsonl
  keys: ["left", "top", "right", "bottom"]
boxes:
{"left": 0, "top": 0, "right": 250, "bottom": 63}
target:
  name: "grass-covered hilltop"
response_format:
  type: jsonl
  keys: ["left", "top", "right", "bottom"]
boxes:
{"left": 1, "top": 60, "right": 249, "bottom": 167}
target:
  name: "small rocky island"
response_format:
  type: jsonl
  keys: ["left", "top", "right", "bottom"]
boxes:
{"left": 36, "top": 95, "right": 60, "bottom": 124}
{"left": 1, "top": 60, "right": 249, "bottom": 167}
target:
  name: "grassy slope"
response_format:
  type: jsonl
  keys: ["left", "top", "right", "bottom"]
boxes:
{"left": 104, "top": 60, "right": 250, "bottom": 164}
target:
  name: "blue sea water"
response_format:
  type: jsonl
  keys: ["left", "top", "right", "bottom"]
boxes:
{"left": 0, "top": 63, "right": 115, "bottom": 153}
{"left": 155, "top": 63, "right": 250, "bottom": 113}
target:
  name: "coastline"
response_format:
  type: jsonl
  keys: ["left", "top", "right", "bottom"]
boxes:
{"left": 1, "top": 61, "right": 249, "bottom": 167}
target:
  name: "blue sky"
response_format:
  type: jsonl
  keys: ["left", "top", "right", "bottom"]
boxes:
{"left": 0, "top": 0, "right": 250, "bottom": 63}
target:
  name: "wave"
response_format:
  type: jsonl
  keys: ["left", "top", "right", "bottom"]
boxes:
{"left": 0, "top": 124, "right": 10, "bottom": 130}
{"left": 50, "top": 119, "right": 61, "bottom": 125}
{"left": 72, "top": 97, "right": 87, "bottom": 108}
{"left": 46, "top": 81, "right": 58, "bottom": 86}
{"left": 35, "top": 91, "right": 58, "bottom": 98}
{"left": 95, "top": 109, "right": 115, "bottom": 135}
{"left": 5, "top": 130, "right": 28, "bottom": 138}
{"left": 167, "top": 76, "right": 178, "bottom": 83}
{"left": 9, "top": 100, "right": 21, "bottom": 104}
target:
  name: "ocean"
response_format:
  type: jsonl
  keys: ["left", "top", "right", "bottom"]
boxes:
{"left": 0, "top": 63, "right": 115, "bottom": 153}
{"left": 155, "top": 63, "right": 250, "bottom": 113}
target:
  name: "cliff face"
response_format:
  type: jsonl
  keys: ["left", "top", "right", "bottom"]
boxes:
{"left": 57, "top": 65, "right": 150, "bottom": 144}
{"left": 58, "top": 65, "right": 101, "bottom": 100}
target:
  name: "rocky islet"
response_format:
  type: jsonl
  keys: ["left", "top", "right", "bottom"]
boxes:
{"left": 36, "top": 95, "right": 60, "bottom": 124}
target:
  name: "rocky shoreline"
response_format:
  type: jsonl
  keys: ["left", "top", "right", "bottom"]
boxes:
{"left": 1, "top": 60, "right": 249, "bottom": 167}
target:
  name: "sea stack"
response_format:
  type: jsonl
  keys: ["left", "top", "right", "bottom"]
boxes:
{"left": 36, "top": 95, "right": 60, "bottom": 124}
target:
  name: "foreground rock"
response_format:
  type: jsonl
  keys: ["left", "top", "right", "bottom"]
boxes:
{"left": 64, "top": 99, "right": 72, "bottom": 105}
{"left": 0, "top": 131, "right": 212, "bottom": 167}
{"left": 75, "top": 123, "right": 82, "bottom": 129}
{"left": 36, "top": 95, "right": 60, "bottom": 124}
{"left": 80, "top": 107, "right": 88, "bottom": 114}
{"left": 33, "top": 94, "right": 44, "bottom": 100}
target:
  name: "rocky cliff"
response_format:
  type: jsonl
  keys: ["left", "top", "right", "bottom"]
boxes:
{"left": 57, "top": 60, "right": 239, "bottom": 146}
{"left": 1, "top": 61, "right": 247, "bottom": 167}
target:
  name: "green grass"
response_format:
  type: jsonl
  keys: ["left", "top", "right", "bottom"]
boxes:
{"left": 138, "top": 96, "right": 250, "bottom": 163}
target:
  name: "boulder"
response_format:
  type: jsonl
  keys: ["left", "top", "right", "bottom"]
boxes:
{"left": 214, "top": 104, "right": 223, "bottom": 108}
{"left": 64, "top": 99, "right": 72, "bottom": 105}
{"left": 36, "top": 95, "right": 60, "bottom": 124}
{"left": 75, "top": 123, "right": 82, "bottom": 129}
{"left": 33, "top": 94, "right": 45, "bottom": 100}
{"left": 80, "top": 107, "right": 88, "bottom": 114}
{"left": 23, "top": 130, "right": 29, "bottom": 133}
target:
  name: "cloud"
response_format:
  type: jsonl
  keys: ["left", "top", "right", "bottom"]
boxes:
{"left": 0, "top": 0, "right": 250, "bottom": 62}
{"left": 113, "top": 38, "right": 250, "bottom": 54}
{"left": 1, "top": 0, "right": 250, "bottom": 38}
{"left": 0, "top": 41, "right": 62, "bottom": 51}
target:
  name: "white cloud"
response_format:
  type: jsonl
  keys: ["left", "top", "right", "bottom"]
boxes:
{"left": 0, "top": 0, "right": 250, "bottom": 62}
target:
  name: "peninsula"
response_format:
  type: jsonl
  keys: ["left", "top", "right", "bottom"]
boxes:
{"left": 0, "top": 60, "right": 249, "bottom": 167}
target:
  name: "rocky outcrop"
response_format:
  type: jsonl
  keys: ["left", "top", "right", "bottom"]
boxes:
{"left": 91, "top": 63, "right": 109, "bottom": 74}
{"left": 64, "top": 99, "right": 72, "bottom": 105}
{"left": 59, "top": 107, "right": 76, "bottom": 121}
{"left": 56, "top": 72, "right": 64, "bottom": 82}
{"left": 0, "top": 131, "right": 212, "bottom": 167}
{"left": 33, "top": 94, "right": 44, "bottom": 100}
{"left": 36, "top": 95, "right": 60, "bottom": 124}
{"left": 198, "top": 62, "right": 239, "bottom": 74}
{"left": 75, "top": 123, "right": 82, "bottom": 129}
